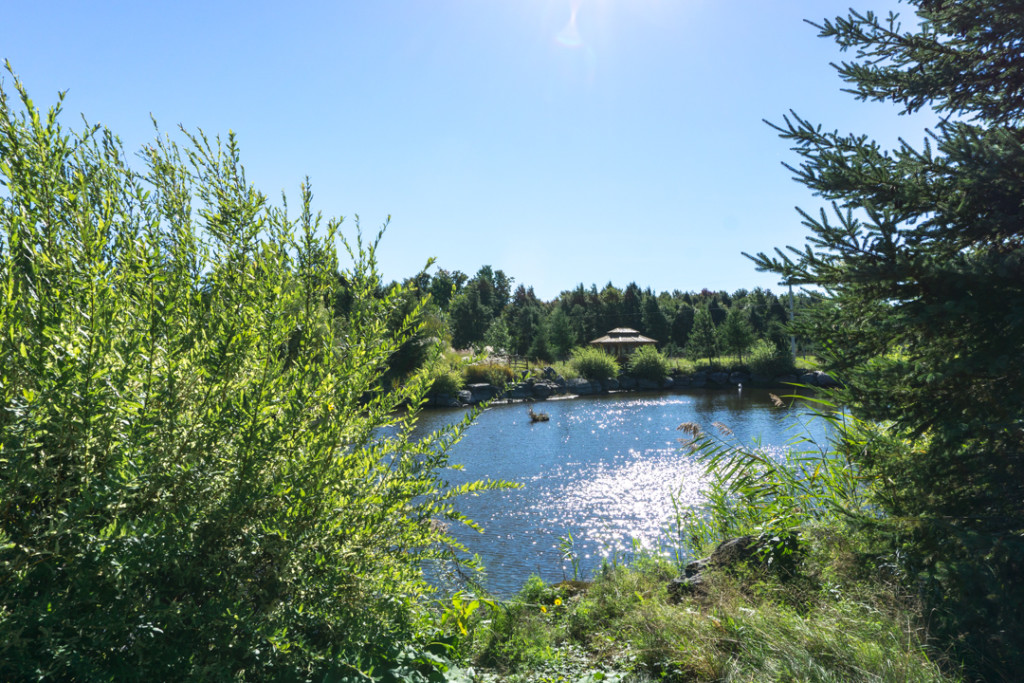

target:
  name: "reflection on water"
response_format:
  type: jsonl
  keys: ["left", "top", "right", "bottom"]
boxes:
{"left": 414, "top": 388, "right": 827, "bottom": 596}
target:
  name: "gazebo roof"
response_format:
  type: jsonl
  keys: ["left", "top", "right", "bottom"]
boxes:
{"left": 589, "top": 328, "right": 657, "bottom": 345}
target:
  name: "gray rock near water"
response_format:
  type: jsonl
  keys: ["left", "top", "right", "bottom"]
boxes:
{"left": 531, "top": 380, "right": 559, "bottom": 399}
{"left": 566, "top": 377, "right": 600, "bottom": 395}
{"left": 667, "top": 532, "right": 802, "bottom": 602}
{"left": 505, "top": 383, "right": 533, "bottom": 400}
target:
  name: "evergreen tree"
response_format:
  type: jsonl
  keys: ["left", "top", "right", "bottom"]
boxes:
{"left": 546, "top": 307, "right": 577, "bottom": 360}
{"left": 718, "top": 306, "right": 755, "bottom": 364}
{"left": 686, "top": 307, "right": 718, "bottom": 367}
{"left": 640, "top": 293, "right": 671, "bottom": 346}
{"left": 748, "top": 2, "right": 1024, "bottom": 675}
{"left": 448, "top": 286, "right": 490, "bottom": 349}
{"left": 671, "top": 304, "right": 695, "bottom": 349}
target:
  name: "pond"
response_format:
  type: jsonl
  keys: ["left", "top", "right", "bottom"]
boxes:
{"left": 415, "top": 387, "right": 830, "bottom": 596}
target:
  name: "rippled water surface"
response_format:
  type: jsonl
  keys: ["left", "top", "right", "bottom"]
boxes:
{"left": 414, "top": 388, "right": 827, "bottom": 596}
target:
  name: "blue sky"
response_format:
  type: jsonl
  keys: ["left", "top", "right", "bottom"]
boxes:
{"left": 3, "top": 1, "right": 932, "bottom": 300}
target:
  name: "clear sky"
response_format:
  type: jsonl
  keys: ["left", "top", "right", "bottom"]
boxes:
{"left": 2, "top": 0, "right": 933, "bottom": 300}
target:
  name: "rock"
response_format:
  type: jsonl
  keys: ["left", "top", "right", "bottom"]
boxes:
{"left": 729, "top": 372, "right": 749, "bottom": 385}
{"left": 814, "top": 370, "right": 840, "bottom": 387}
{"left": 505, "top": 383, "right": 533, "bottom": 400}
{"left": 637, "top": 378, "right": 661, "bottom": 390}
{"left": 458, "top": 389, "right": 473, "bottom": 404}
{"left": 602, "top": 377, "right": 620, "bottom": 391}
{"left": 566, "top": 378, "right": 599, "bottom": 395}
{"left": 466, "top": 383, "right": 496, "bottom": 403}
{"left": 667, "top": 532, "right": 803, "bottom": 603}
{"left": 531, "top": 381, "right": 558, "bottom": 399}
{"left": 709, "top": 372, "right": 730, "bottom": 386}
{"left": 618, "top": 376, "right": 638, "bottom": 390}
{"left": 428, "top": 393, "right": 461, "bottom": 408}
{"left": 667, "top": 574, "right": 706, "bottom": 600}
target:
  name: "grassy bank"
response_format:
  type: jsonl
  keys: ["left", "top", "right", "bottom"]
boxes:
{"left": 450, "top": 532, "right": 953, "bottom": 682}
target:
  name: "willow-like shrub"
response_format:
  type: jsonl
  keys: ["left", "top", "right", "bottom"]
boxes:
{"left": 0, "top": 72, "right": 506, "bottom": 680}
{"left": 627, "top": 345, "right": 668, "bottom": 382}
{"left": 569, "top": 346, "right": 618, "bottom": 381}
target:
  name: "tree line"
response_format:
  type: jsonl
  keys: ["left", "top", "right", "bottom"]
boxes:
{"left": 392, "top": 265, "right": 814, "bottom": 365}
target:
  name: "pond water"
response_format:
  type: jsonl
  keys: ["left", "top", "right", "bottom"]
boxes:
{"left": 414, "top": 388, "right": 830, "bottom": 596}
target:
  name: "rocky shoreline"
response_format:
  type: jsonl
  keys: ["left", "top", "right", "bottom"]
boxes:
{"left": 426, "top": 367, "right": 840, "bottom": 408}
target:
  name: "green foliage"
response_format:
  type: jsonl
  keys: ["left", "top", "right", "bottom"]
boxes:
{"left": 0, "top": 71, "right": 510, "bottom": 680}
{"left": 468, "top": 548, "right": 952, "bottom": 682}
{"left": 546, "top": 308, "right": 577, "bottom": 360}
{"left": 685, "top": 307, "right": 718, "bottom": 366}
{"left": 430, "top": 367, "right": 465, "bottom": 397}
{"left": 747, "top": 339, "right": 796, "bottom": 378}
{"left": 674, "top": 405, "right": 877, "bottom": 557}
{"left": 747, "top": 2, "right": 1024, "bottom": 675}
{"left": 717, "top": 306, "right": 755, "bottom": 364}
{"left": 626, "top": 345, "right": 669, "bottom": 383}
{"left": 463, "top": 362, "right": 514, "bottom": 387}
{"left": 482, "top": 317, "right": 512, "bottom": 355}
{"left": 569, "top": 346, "right": 618, "bottom": 381}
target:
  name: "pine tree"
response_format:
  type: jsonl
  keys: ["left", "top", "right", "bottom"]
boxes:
{"left": 748, "top": 2, "right": 1024, "bottom": 675}
{"left": 686, "top": 307, "right": 718, "bottom": 367}
{"left": 718, "top": 306, "right": 755, "bottom": 364}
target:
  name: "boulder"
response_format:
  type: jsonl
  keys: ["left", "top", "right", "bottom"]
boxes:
{"left": 729, "top": 372, "right": 749, "bottom": 385}
{"left": 466, "top": 383, "right": 496, "bottom": 403}
{"left": 531, "top": 380, "right": 559, "bottom": 399}
{"left": 709, "top": 372, "right": 730, "bottom": 386}
{"left": 428, "top": 393, "right": 461, "bottom": 408}
{"left": 505, "top": 383, "right": 533, "bottom": 400}
{"left": 667, "top": 532, "right": 802, "bottom": 602}
{"left": 566, "top": 377, "right": 599, "bottom": 395}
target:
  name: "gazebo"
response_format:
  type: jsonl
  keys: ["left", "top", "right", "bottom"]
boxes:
{"left": 588, "top": 327, "right": 657, "bottom": 361}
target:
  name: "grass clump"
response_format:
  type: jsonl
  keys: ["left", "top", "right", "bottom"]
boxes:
{"left": 747, "top": 339, "right": 797, "bottom": 377}
{"left": 570, "top": 346, "right": 619, "bottom": 381}
{"left": 464, "top": 361, "right": 516, "bottom": 386}
{"left": 627, "top": 345, "right": 669, "bottom": 382}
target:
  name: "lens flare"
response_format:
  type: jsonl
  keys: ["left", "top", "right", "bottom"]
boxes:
{"left": 556, "top": 0, "right": 585, "bottom": 48}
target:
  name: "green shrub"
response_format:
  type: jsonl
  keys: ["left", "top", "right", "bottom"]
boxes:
{"left": 431, "top": 368, "right": 465, "bottom": 396}
{"left": 748, "top": 339, "right": 796, "bottom": 377}
{"left": 0, "top": 73, "right": 509, "bottom": 680}
{"left": 569, "top": 346, "right": 618, "bottom": 381}
{"left": 627, "top": 345, "right": 669, "bottom": 382}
